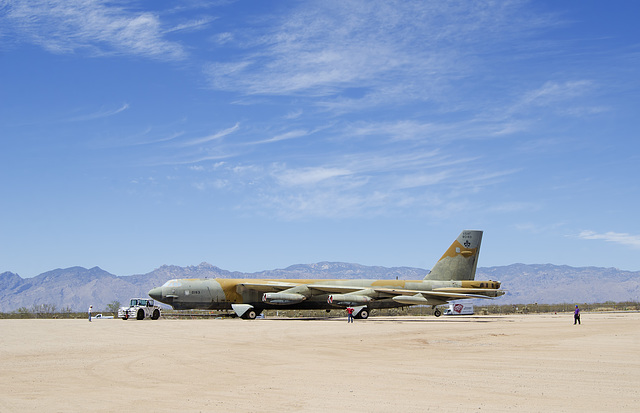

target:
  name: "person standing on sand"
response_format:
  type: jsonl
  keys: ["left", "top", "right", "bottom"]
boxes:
{"left": 88, "top": 305, "right": 93, "bottom": 322}
{"left": 574, "top": 305, "right": 581, "bottom": 325}
{"left": 346, "top": 306, "right": 354, "bottom": 323}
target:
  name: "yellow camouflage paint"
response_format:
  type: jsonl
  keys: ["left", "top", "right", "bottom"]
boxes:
{"left": 147, "top": 230, "right": 505, "bottom": 316}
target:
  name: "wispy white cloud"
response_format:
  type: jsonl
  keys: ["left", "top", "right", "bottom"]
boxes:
{"left": 164, "top": 16, "right": 217, "bottom": 34}
{"left": 204, "top": 0, "right": 550, "bottom": 103}
{"left": 257, "top": 189, "right": 391, "bottom": 220}
{"left": 3, "top": 0, "right": 186, "bottom": 60}
{"left": 182, "top": 123, "right": 240, "bottom": 146}
{"left": 521, "top": 81, "right": 592, "bottom": 107}
{"left": 349, "top": 121, "right": 445, "bottom": 142}
{"left": 514, "top": 222, "right": 567, "bottom": 235}
{"left": 100, "top": 130, "right": 186, "bottom": 149}
{"left": 578, "top": 231, "right": 640, "bottom": 250}
{"left": 490, "top": 202, "right": 540, "bottom": 213}
{"left": 156, "top": 152, "right": 235, "bottom": 166}
{"left": 211, "top": 32, "right": 234, "bottom": 45}
{"left": 67, "top": 103, "right": 129, "bottom": 122}
{"left": 394, "top": 171, "right": 452, "bottom": 190}
{"left": 274, "top": 167, "right": 352, "bottom": 187}
{"left": 135, "top": 131, "right": 185, "bottom": 146}
{"left": 343, "top": 117, "right": 526, "bottom": 148}
{"left": 247, "top": 129, "right": 309, "bottom": 145}
{"left": 491, "top": 80, "right": 605, "bottom": 122}
{"left": 284, "top": 109, "right": 303, "bottom": 120}
{"left": 204, "top": 145, "right": 516, "bottom": 219}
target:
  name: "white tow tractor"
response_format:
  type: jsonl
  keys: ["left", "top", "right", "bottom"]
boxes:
{"left": 443, "top": 303, "right": 474, "bottom": 315}
{"left": 118, "top": 298, "right": 162, "bottom": 320}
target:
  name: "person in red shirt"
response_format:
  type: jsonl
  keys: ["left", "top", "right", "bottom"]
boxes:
{"left": 346, "top": 306, "right": 354, "bottom": 323}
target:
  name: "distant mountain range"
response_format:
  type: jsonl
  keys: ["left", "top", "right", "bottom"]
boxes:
{"left": 1, "top": 262, "right": 639, "bottom": 312}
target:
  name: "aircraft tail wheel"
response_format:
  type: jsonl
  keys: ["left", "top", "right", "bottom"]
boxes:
{"left": 434, "top": 308, "right": 441, "bottom": 317}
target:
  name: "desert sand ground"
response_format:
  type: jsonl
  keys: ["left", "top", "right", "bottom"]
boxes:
{"left": 1, "top": 312, "right": 638, "bottom": 412}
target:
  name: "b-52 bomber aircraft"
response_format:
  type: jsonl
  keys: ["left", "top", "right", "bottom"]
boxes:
{"left": 148, "top": 230, "right": 504, "bottom": 319}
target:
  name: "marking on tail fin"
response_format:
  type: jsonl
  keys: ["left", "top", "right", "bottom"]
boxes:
{"left": 424, "top": 230, "right": 483, "bottom": 281}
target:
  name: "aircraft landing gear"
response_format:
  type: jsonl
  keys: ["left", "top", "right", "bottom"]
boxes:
{"left": 434, "top": 308, "right": 442, "bottom": 317}
{"left": 242, "top": 309, "right": 257, "bottom": 320}
{"left": 355, "top": 308, "right": 370, "bottom": 319}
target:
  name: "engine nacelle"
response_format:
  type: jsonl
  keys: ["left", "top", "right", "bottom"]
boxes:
{"left": 262, "top": 292, "right": 306, "bottom": 305}
{"left": 327, "top": 294, "right": 372, "bottom": 306}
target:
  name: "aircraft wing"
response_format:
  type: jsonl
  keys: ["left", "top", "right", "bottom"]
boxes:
{"left": 374, "top": 288, "right": 496, "bottom": 300}
{"left": 236, "top": 282, "right": 498, "bottom": 301}
{"left": 237, "top": 282, "right": 366, "bottom": 294}
{"left": 236, "top": 282, "right": 299, "bottom": 293}
{"left": 309, "top": 285, "right": 501, "bottom": 299}
{"left": 307, "top": 285, "right": 369, "bottom": 294}
{"left": 432, "top": 288, "right": 503, "bottom": 294}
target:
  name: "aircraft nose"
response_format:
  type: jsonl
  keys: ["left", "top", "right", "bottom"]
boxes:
{"left": 148, "top": 287, "right": 163, "bottom": 301}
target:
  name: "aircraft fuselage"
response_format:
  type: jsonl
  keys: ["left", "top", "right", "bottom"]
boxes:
{"left": 147, "top": 231, "right": 505, "bottom": 319}
{"left": 148, "top": 278, "right": 502, "bottom": 311}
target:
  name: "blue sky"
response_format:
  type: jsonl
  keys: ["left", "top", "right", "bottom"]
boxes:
{"left": 1, "top": 0, "right": 639, "bottom": 277}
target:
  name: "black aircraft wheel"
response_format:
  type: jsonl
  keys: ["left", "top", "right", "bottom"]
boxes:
{"left": 434, "top": 308, "right": 442, "bottom": 317}
{"left": 358, "top": 309, "right": 370, "bottom": 319}
{"left": 151, "top": 309, "right": 160, "bottom": 320}
{"left": 137, "top": 309, "right": 145, "bottom": 320}
{"left": 243, "top": 310, "right": 257, "bottom": 320}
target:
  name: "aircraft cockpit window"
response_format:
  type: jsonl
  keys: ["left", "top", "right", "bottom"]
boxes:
{"left": 163, "top": 279, "right": 182, "bottom": 287}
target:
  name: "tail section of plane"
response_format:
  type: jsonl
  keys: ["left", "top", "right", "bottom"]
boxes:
{"left": 424, "top": 230, "right": 483, "bottom": 281}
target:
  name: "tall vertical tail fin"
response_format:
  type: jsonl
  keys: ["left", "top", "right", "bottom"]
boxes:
{"left": 424, "top": 230, "right": 483, "bottom": 281}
